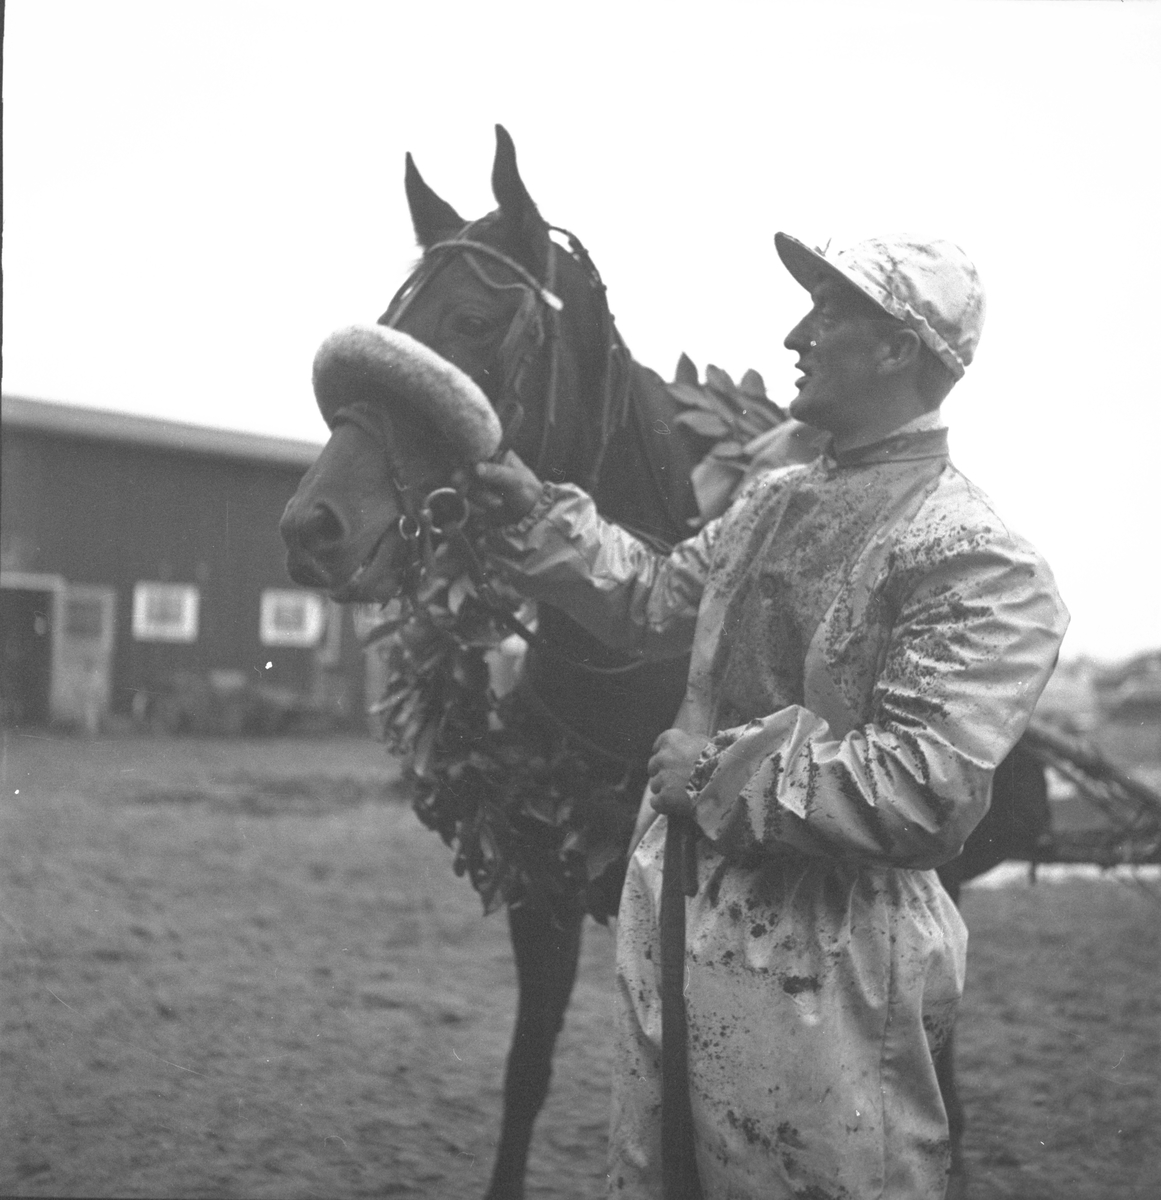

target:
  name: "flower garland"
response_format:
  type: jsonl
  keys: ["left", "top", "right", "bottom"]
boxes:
{"left": 358, "top": 528, "right": 639, "bottom": 922}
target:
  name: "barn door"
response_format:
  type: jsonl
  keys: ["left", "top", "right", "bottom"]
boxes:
{"left": 52, "top": 585, "right": 117, "bottom": 732}
{"left": 0, "top": 582, "right": 58, "bottom": 726}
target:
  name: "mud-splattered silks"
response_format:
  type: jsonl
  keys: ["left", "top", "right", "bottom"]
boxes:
{"left": 488, "top": 427, "right": 1068, "bottom": 1199}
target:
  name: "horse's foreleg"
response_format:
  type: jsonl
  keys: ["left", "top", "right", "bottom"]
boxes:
{"left": 484, "top": 898, "right": 585, "bottom": 1200}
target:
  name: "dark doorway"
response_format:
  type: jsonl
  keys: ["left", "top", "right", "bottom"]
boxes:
{"left": 1, "top": 588, "right": 54, "bottom": 726}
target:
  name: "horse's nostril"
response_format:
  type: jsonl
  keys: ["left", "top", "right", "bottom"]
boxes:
{"left": 300, "top": 502, "right": 346, "bottom": 548}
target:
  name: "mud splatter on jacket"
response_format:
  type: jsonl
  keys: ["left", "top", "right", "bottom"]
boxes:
{"left": 489, "top": 427, "right": 1068, "bottom": 1198}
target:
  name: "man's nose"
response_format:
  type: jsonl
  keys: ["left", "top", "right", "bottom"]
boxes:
{"left": 784, "top": 316, "right": 813, "bottom": 353}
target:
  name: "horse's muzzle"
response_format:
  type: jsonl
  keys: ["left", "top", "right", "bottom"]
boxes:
{"left": 280, "top": 493, "right": 396, "bottom": 599}
{"left": 281, "top": 498, "right": 345, "bottom": 585}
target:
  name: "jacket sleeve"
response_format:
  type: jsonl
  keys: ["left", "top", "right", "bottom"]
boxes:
{"left": 689, "top": 533, "right": 1070, "bottom": 869}
{"left": 485, "top": 481, "right": 719, "bottom": 660}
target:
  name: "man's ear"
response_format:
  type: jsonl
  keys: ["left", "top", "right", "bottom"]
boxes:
{"left": 876, "top": 327, "right": 923, "bottom": 376}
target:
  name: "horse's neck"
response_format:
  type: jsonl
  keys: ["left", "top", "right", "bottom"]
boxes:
{"left": 528, "top": 356, "right": 699, "bottom": 750}
{"left": 531, "top": 360, "right": 699, "bottom": 658}
{"left": 587, "top": 359, "right": 701, "bottom": 548}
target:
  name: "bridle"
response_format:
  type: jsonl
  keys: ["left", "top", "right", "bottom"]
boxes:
{"left": 379, "top": 221, "right": 631, "bottom": 483}
{"left": 329, "top": 392, "right": 648, "bottom": 678}
{"left": 322, "top": 400, "right": 472, "bottom": 600}
{"left": 325, "top": 221, "right": 645, "bottom": 675}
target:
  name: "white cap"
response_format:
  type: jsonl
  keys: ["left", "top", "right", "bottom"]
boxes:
{"left": 775, "top": 232, "right": 986, "bottom": 378}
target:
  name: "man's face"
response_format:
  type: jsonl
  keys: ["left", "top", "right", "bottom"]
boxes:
{"left": 783, "top": 277, "right": 894, "bottom": 431}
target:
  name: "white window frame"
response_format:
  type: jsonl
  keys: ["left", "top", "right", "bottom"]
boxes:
{"left": 132, "top": 582, "right": 200, "bottom": 643}
{"left": 259, "top": 589, "right": 326, "bottom": 648}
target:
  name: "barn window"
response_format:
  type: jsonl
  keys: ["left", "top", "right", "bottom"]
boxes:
{"left": 259, "top": 589, "right": 325, "bottom": 647}
{"left": 132, "top": 583, "right": 200, "bottom": 643}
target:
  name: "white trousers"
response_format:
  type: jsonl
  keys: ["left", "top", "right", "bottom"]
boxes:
{"left": 607, "top": 818, "right": 966, "bottom": 1199}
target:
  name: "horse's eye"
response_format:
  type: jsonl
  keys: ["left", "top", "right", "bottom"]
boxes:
{"left": 453, "top": 313, "right": 494, "bottom": 339}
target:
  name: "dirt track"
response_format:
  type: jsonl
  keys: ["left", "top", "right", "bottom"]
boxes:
{"left": 1, "top": 731, "right": 1158, "bottom": 1198}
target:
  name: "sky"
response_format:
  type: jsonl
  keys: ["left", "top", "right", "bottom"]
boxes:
{"left": 3, "top": 0, "right": 1159, "bottom": 662}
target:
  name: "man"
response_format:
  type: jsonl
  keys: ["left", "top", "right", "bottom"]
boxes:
{"left": 472, "top": 234, "right": 1068, "bottom": 1198}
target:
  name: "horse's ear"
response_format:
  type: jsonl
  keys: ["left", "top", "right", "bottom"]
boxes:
{"left": 491, "top": 124, "right": 549, "bottom": 270}
{"left": 405, "top": 153, "right": 465, "bottom": 248}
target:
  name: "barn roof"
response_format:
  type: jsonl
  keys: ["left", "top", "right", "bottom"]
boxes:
{"left": 1, "top": 395, "right": 323, "bottom": 468}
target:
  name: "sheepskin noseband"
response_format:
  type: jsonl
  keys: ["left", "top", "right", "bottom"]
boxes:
{"left": 312, "top": 324, "right": 502, "bottom": 463}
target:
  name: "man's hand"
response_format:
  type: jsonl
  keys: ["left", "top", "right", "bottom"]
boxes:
{"left": 648, "top": 728, "right": 710, "bottom": 819}
{"left": 471, "top": 451, "right": 543, "bottom": 526}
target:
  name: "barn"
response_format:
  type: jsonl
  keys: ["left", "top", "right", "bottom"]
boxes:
{"left": 0, "top": 395, "right": 364, "bottom": 732}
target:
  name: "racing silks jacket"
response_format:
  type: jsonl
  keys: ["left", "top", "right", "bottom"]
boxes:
{"left": 485, "top": 426, "right": 1069, "bottom": 870}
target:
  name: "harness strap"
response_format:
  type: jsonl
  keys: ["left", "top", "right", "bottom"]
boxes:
{"left": 460, "top": 253, "right": 546, "bottom": 434}
{"left": 329, "top": 404, "right": 414, "bottom": 514}
{"left": 380, "top": 235, "right": 563, "bottom": 329}
{"left": 547, "top": 224, "right": 633, "bottom": 491}
{"left": 537, "top": 242, "right": 562, "bottom": 469}
{"left": 424, "top": 238, "right": 563, "bottom": 311}
{"left": 328, "top": 403, "right": 431, "bottom": 594}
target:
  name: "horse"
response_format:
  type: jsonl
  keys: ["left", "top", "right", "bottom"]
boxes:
{"left": 280, "top": 125, "right": 1050, "bottom": 1198}
{"left": 282, "top": 124, "right": 708, "bottom": 1198}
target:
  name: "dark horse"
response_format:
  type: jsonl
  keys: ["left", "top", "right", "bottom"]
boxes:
{"left": 280, "top": 127, "right": 1048, "bottom": 1198}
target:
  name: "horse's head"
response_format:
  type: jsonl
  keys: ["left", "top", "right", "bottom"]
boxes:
{"left": 280, "top": 125, "right": 624, "bottom": 602}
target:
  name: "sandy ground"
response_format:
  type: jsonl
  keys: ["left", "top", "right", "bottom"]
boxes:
{"left": 1, "top": 730, "right": 1158, "bottom": 1199}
